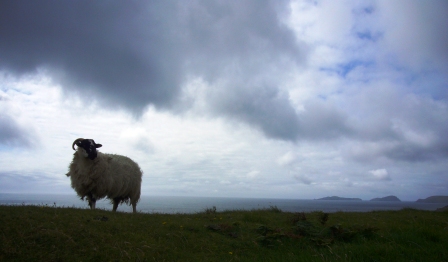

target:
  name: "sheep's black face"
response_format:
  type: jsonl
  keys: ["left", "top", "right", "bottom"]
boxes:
{"left": 77, "top": 139, "right": 102, "bottom": 160}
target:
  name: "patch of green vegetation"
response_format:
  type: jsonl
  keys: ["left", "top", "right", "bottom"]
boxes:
{"left": 0, "top": 205, "right": 447, "bottom": 261}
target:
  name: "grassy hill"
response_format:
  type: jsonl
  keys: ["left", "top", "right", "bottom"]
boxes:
{"left": 1, "top": 205, "right": 447, "bottom": 261}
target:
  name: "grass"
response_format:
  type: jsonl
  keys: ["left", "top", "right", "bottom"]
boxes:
{"left": 0, "top": 205, "right": 447, "bottom": 261}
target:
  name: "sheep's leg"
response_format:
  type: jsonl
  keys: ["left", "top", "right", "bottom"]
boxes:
{"left": 87, "top": 194, "right": 96, "bottom": 210}
{"left": 132, "top": 202, "right": 137, "bottom": 214}
{"left": 112, "top": 198, "right": 119, "bottom": 212}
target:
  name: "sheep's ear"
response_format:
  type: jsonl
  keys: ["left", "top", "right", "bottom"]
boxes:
{"left": 95, "top": 144, "right": 102, "bottom": 148}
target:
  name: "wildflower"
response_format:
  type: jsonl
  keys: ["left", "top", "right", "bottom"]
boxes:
{"left": 162, "top": 222, "right": 167, "bottom": 225}
{"left": 229, "top": 252, "right": 233, "bottom": 255}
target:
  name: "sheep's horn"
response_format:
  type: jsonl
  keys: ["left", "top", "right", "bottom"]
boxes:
{"left": 72, "top": 138, "right": 84, "bottom": 150}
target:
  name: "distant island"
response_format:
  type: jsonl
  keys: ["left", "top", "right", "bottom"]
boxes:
{"left": 416, "top": 196, "right": 448, "bottom": 203}
{"left": 316, "top": 196, "right": 362, "bottom": 201}
{"left": 370, "top": 196, "right": 401, "bottom": 202}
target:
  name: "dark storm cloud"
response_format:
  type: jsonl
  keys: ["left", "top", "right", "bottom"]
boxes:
{"left": 384, "top": 142, "right": 448, "bottom": 162}
{"left": 210, "top": 84, "right": 301, "bottom": 140}
{"left": 346, "top": 94, "right": 448, "bottom": 163}
{"left": 297, "top": 100, "right": 353, "bottom": 140}
{"left": 0, "top": 1, "right": 184, "bottom": 112}
{"left": 384, "top": 97, "right": 448, "bottom": 162}
{"left": 179, "top": 0, "right": 302, "bottom": 78}
{"left": 0, "top": 114, "right": 36, "bottom": 147}
{"left": 0, "top": 0, "right": 309, "bottom": 140}
{"left": 208, "top": 85, "right": 354, "bottom": 141}
{"left": 181, "top": 0, "right": 306, "bottom": 141}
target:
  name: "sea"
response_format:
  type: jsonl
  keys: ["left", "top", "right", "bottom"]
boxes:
{"left": 0, "top": 194, "right": 446, "bottom": 214}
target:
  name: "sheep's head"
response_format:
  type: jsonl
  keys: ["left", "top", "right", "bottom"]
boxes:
{"left": 72, "top": 138, "right": 102, "bottom": 160}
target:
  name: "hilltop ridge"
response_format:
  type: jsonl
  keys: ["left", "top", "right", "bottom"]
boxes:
{"left": 370, "top": 196, "right": 401, "bottom": 202}
{"left": 416, "top": 196, "right": 448, "bottom": 203}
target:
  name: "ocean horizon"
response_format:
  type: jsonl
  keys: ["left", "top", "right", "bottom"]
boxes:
{"left": 0, "top": 193, "right": 446, "bottom": 214}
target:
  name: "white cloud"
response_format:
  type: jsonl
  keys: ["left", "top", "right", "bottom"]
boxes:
{"left": 246, "top": 170, "right": 260, "bottom": 179}
{"left": 277, "top": 151, "right": 297, "bottom": 166}
{"left": 369, "top": 169, "right": 391, "bottom": 181}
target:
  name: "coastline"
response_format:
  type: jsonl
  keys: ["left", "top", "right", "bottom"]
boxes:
{"left": 1, "top": 193, "right": 447, "bottom": 214}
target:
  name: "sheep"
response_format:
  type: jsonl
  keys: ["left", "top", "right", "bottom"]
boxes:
{"left": 66, "top": 138, "right": 143, "bottom": 213}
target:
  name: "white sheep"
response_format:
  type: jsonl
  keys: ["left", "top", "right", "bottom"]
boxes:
{"left": 66, "top": 138, "right": 143, "bottom": 213}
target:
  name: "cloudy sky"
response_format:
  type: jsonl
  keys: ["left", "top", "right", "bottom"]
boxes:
{"left": 1, "top": 0, "right": 447, "bottom": 201}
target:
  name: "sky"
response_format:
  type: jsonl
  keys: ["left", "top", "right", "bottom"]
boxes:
{"left": 0, "top": 0, "right": 447, "bottom": 201}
